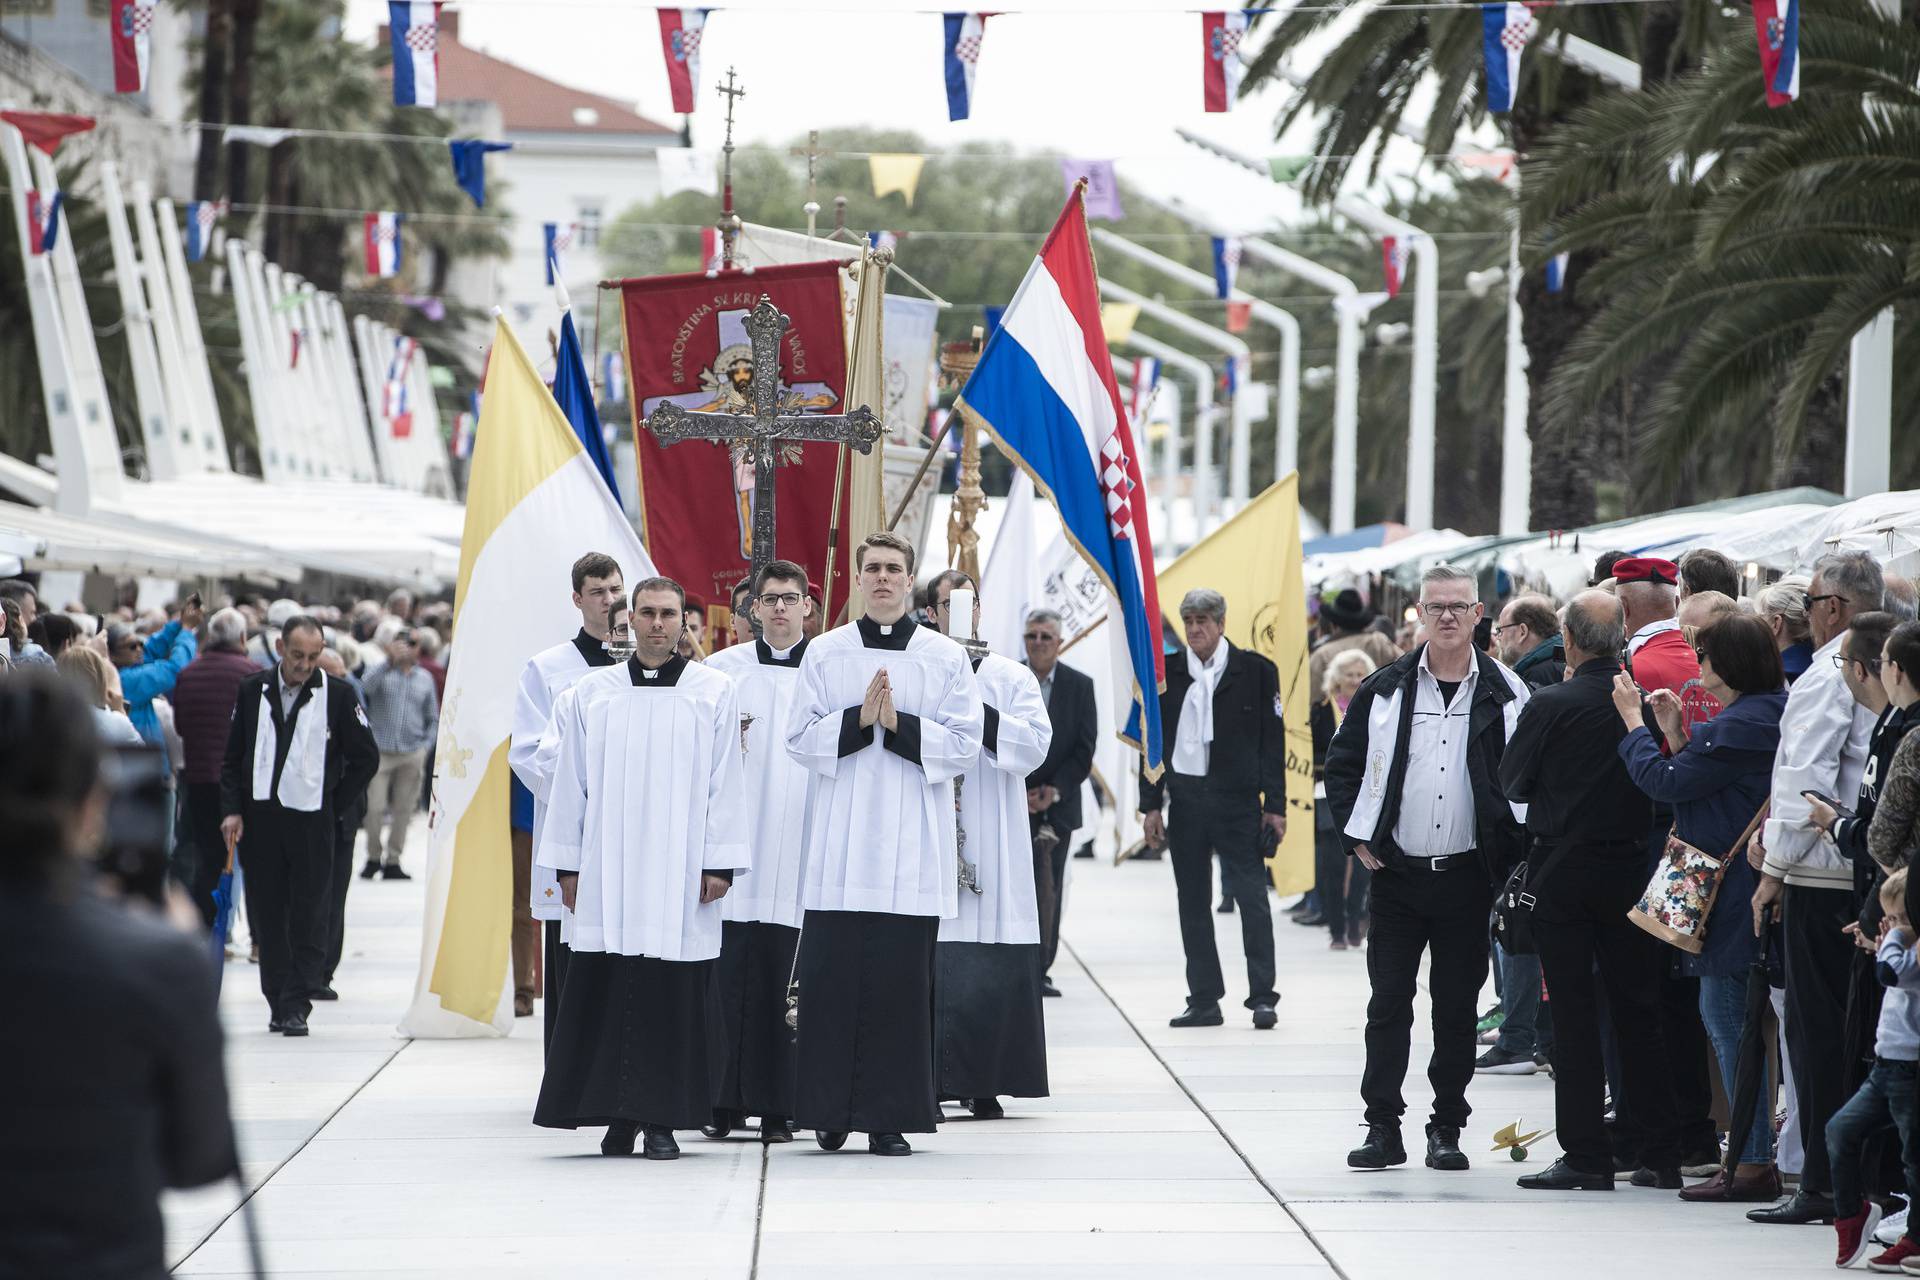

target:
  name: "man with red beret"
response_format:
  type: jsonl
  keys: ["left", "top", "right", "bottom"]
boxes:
{"left": 1613, "top": 555, "right": 1725, "bottom": 1177}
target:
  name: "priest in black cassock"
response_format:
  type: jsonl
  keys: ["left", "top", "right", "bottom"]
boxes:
{"left": 928, "top": 572, "right": 1053, "bottom": 1120}
{"left": 785, "top": 532, "right": 985, "bottom": 1156}
{"left": 702, "top": 559, "right": 815, "bottom": 1144}
{"left": 532, "top": 581, "right": 751, "bottom": 1161}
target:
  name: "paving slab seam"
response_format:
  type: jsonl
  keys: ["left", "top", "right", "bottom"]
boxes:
{"left": 172, "top": 1041, "right": 410, "bottom": 1275}
{"left": 1060, "top": 938, "right": 1352, "bottom": 1280}
{"left": 750, "top": 1140, "right": 771, "bottom": 1278}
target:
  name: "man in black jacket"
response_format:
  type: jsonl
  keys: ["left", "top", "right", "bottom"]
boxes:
{"left": 1023, "top": 608, "right": 1097, "bottom": 997}
{"left": 1501, "top": 589, "right": 1679, "bottom": 1191}
{"left": 1139, "top": 588, "right": 1287, "bottom": 1031}
{"left": 1324, "top": 565, "right": 1531, "bottom": 1173}
{"left": 221, "top": 616, "right": 380, "bottom": 1037}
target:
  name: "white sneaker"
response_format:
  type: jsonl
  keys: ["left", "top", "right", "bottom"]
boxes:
{"left": 1877, "top": 1206, "right": 1909, "bottom": 1246}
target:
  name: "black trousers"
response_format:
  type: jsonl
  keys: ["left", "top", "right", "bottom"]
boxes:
{"left": 1784, "top": 882, "right": 1860, "bottom": 1194}
{"left": 712, "top": 920, "right": 800, "bottom": 1119}
{"left": 1362, "top": 859, "right": 1490, "bottom": 1131}
{"left": 238, "top": 804, "right": 333, "bottom": 1022}
{"left": 791, "top": 910, "right": 940, "bottom": 1136}
{"left": 181, "top": 782, "right": 226, "bottom": 930}
{"left": 1533, "top": 848, "right": 1679, "bottom": 1173}
{"left": 321, "top": 802, "right": 361, "bottom": 984}
{"left": 1315, "top": 812, "right": 1372, "bottom": 941}
{"left": 1033, "top": 814, "right": 1073, "bottom": 976}
{"left": 1167, "top": 778, "right": 1276, "bottom": 1008}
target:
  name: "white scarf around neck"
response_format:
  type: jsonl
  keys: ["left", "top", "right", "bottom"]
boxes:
{"left": 1184, "top": 641, "right": 1229, "bottom": 749}
{"left": 252, "top": 670, "right": 328, "bottom": 811}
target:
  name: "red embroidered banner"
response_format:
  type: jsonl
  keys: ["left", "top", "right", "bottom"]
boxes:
{"left": 618, "top": 261, "right": 851, "bottom": 647}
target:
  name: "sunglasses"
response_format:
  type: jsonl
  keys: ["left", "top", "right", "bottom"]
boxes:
{"left": 1024, "top": 632, "right": 1059, "bottom": 644}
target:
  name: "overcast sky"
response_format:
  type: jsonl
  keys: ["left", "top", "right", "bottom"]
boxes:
{"left": 343, "top": 1, "right": 1446, "bottom": 235}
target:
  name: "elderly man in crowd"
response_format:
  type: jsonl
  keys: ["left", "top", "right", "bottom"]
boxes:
{"left": 1023, "top": 608, "right": 1097, "bottom": 999}
{"left": 1326, "top": 565, "right": 1531, "bottom": 1173}
{"left": 1749, "top": 550, "right": 1886, "bottom": 1225}
{"left": 1140, "top": 588, "right": 1287, "bottom": 1032}
{"left": 171, "top": 608, "right": 262, "bottom": 927}
{"left": 1501, "top": 591, "right": 1680, "bottom": 1190}
{"left": 358, "top": 629, "right": 440, "bottom": 881}
{"left": 1495, "top": 594, "right": 1564, "bottom": 692}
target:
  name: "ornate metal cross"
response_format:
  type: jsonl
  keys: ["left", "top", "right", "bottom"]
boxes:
{"left": 646, "top": 295, "right": 883, "bottom": 584}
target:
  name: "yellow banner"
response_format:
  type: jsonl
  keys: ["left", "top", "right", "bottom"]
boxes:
{"left": 1155, "top": 473, "right": 1316, "bottom": 894}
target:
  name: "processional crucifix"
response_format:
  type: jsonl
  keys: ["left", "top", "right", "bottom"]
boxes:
{"left": 645, "top": 297, "right": 884, "bottom": 585}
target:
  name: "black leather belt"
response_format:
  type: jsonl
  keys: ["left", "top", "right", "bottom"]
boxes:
{"left": 1405, "top": 852, "right": 1476, "bottom": 872}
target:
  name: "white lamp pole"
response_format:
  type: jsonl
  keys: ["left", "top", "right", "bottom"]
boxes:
{"left": 1123, "top": 330, "right": 1214, "bottom": 541}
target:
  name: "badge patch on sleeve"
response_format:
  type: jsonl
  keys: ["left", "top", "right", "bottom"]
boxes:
{"left": 355, "top": 706, "right": 370, "bottom": 728}
{"left": 1274, "top": 693, "right": 1284, "bottom": 718}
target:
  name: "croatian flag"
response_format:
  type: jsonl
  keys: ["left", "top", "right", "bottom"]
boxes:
{"left": 385, "top": 337, "right": 418, "bottom": 438}
{"left": 866, "top": 229, "right": 900, "bottom": 253}
{"left": 543, "top": 221, "right": 577, "bottom": 286}
{"left": 942, "top": 13, "right": 988, "bottom": 122}
{"left": 955, "top": 189, "right": 1167, "bottom": 775}
{"left": 389, "top": 3, "right": 442, "bottom": 108}
{"left": 365, "top": 212, "right": 403, "bottom": 278}
{"left": 1545, "top": 250, "right": 1569, "bottom": 293}
{"left": 1210, "top": 235, "right": 1242, "bottom": 300}
{"left": 451, "top": 399, "right": 476, "bottom": 459}
{"left": 185, "top": 200, "right": 220, "bottom": 262}
{"left": 659, "top": 9, "right": 708, "bottom": 114}
{"left": 110, "top": 0, "right": 157, "bottom": 94}
{"left": 1128, "top": 356, "right": 1161, "bottom": 433}
{"left": 1381, "top": 236, "right": 1410, "bottom": 299}
{"left": 601, "top": 349, "right": 627, "bottom": 404}
{"left": 26, "top": 191, "right": 63, "bottom": 256}
{"left": 1201, "top": 11, "right": 1250, "bottom": 113}
{"left": 1753, "top": 0, "right": 1800, "bottom": 107}
{"left": 1481, "top": 3, "right": 1536, "bottom": 113}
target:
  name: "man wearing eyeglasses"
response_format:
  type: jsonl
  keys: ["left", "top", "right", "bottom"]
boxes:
{"left": 1748, "top": 551, "right": 1886, "bottom": 1225}
{"left": 1021, "top": 608, "right": 1097, "bottom": 998}
{"left": 1324, "top": 564, "right": 1531, "bottom": 1173}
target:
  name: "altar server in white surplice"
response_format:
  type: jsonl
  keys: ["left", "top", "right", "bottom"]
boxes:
{"left": 784, "top": 532, "right": 984, "bottom": 1157}
{"left": 701, "top": 559, "right": 815, "bottom": 1146}
{"left": 507, "top": 552, "right": 625, "bottom": 1041}
{"left": 926, "top": 572, "right": 1053, "bottom": 1121}
{"left": 532, "top": 581, "right": 750, "bottom": 1162}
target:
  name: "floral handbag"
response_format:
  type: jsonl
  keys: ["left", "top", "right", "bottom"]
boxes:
{"left": 1629, "top": 802, "right": 1769, "bottom": 955}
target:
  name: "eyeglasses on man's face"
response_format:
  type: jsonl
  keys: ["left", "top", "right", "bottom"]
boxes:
{"left": 1804, "top": 592, "right": 1845, "bottom": 610}
{"left": 1421, "top": 601, "right": 1477, "bottom": 620}
{"left": 1835, "top": 654, "right": 1884, "bottom": 674}
{"left": 757, "top": 592, "right": 804, "bottom": 609}
{"left": 1024, "top": 631, "right": 1059, "bottom": 645}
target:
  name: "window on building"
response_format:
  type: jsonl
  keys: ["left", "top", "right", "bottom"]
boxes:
{"left": 577, "top": 203, "right": 602, "bottom": 250}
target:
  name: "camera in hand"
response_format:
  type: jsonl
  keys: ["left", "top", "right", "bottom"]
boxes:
{"left": 96, "top": 745, "right": 174, "bottom": 908}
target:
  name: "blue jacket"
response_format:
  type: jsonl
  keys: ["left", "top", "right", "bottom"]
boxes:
{"left": 120, "top": 621, "right": 197, "bottom": 767}
{"left": 1617, "top": 688, "right": 1787, "bottom": 977}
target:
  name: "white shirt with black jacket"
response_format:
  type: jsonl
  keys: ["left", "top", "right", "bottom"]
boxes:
{"left": 220, "top": 666, "right": 380, "bottom": 824}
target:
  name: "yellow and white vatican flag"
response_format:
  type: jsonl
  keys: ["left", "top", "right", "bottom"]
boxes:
{"left": 400, "top": 317, "right": 654, "bottom": 1038}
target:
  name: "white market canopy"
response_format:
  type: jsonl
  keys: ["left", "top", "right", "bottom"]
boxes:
{"left": 0, "top": 499, "right": 300, "bottom": 580}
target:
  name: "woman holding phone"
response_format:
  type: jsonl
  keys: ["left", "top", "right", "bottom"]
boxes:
{"left": 1819, "top": 620, "right": 1920, "bottom": 871}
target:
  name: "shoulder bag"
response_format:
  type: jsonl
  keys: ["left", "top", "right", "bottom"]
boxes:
{"left": 1629, "top": 801, "right": 1770, "bottom": 955}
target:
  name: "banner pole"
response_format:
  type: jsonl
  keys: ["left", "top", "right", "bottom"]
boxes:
{"left": 820, "top": 442, "right": 850, "bottom": 625}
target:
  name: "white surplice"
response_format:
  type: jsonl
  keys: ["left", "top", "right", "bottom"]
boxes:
{"left": 940, "top": 653, "right": 1052, "bottom": 946}
{"left": 785, "top": 616, "right": 984, "bottom": 918}
{"left": 508, "top": 632, "right": 616, "bottom": 922}
{"left": 535, "top": 658, "right": 751, "bottom": 961}
{"left": 705, "top": 638, "right": 812, "bottom": 928}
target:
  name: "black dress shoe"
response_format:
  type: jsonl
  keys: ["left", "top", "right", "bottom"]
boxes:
{"left": 1292, "top": 911, "right": 1326, "bottom": 928}
{"left": 643, "top": 1127, "right": 680, "bottom": 1160}
{"left": 268, "top": 1017, "right": 287, "bottom": 1034}
{"left": 1041, "top": 978, "right": 1062, "bottom": 998}
{"left": 601, "top": 1120, "right": 640, "bottom": 1156}
{"left": 1630, "top": 1165, "right": 1682, "bottom": 1189}
{"left": 360, "top": 861, "right": 381, "bottom": 880}
{"left": 1519, "top": 1158, "right": 1614, "bottom": 1191}
{"left": 702, "top": 1109, "right": 739, "bottom": 1139}
{"left": 815, "top": 1130, "right": 849, "bottom": 1151}
{"left": 1216, "top": 898, "right": 1235, "bottom": 914}
{"left": 1251, "top": 1002, "right": 1278, "bottom": 1030}
{"left": 1746, "top": 1189, "right": 1837, "bottom": 1224}
{"left": 280, "top": 1012, "right": 309, "bottom": 1037}
{"left": 760, "top": 1116, "right": 794, "bottom": 1144}
{"left": 381, "top": 865, "right": 412, "bottom": 881}
{"left": 1347, "top": 1124, "right": 1407, "bottom": 1170}
{"left": 1425, "top": 1126, "right": 1469, "bottom": 1171}
{"left": 968, "top": 1096, "right": 1005, "bottom": 1120}
{"left": 1169, "top": 1002, "right": 1225, "bottom": 1028}
{"left": 868, "top": 1132, "right": 912, "bottom": 1156}
{"left": 1073, "top": 846, "right": 1095, "bottom": 859}
{"left": 310, "top": 986, "right": 338, "bottom": 1001}
{"left": 1132, "top": 848, "right": 1162, "bottom": 861}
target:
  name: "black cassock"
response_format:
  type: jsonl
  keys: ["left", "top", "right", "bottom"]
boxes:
{"left": 533, "top": 951, "right": 720, "bottom": 1131}
{"left": 934, "top": 941, "right": 1049, "bottom": 1101}
{"left": 712, "top": 919, "right": 799, "bottom": 1118}
{"left": 791, "top": 910, "right": 941, "bottom": 1135}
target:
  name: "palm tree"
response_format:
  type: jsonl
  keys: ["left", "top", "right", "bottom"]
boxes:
{"left": 1523, "top": 0, "right": 1920, "bottom": 494}
{"left": 1239, "top": 0, "right": 1732, "bottom": 526}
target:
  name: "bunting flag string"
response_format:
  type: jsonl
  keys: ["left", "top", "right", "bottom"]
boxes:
{"left": 1200, "top": 11, "right": 1250, "bottom": 112}
{"left": 184, "top": 199, "right": 224, "bottom": 262}
{"left": 543, "top": 221, "right": 579, "bottom": 285}
{"left": 385, "top": 336, "right": 419, "bottom": 438}
{"left": 26, "top": 191, "right": 64, "bottom": 256}
{"left": 1381, "top": 235, "right": 1410, "bottom": 299}
{"left": 1481, "top": 2, "right": 1538, "bottom": 113}
{"left": 110, "top": 0, "right": 157, "bottom": 94}
{"left": 1128, "top": 355, "right": 1162, "bottom": 432}
{"left": 364, "top": 211, "right": 405, "bottom": 278}
{"left": 869, "top": 153, "right": 926, "bottom": 205}
{"left": 389, "top": 2, "right": 444, "bottom": 107}
{"left": 1061, "top": 158, "right": 1124, "bottom": 219}
{"left": 942, "top": 13, "right": 989, "bottom": 121}
{"left": 1209, "top": 234, "right": 1242, "bottom": 300}
{"left": 599, "top": 349, "right": 627, "bottom": 404}
{"left": 0, "top": 111, "right": 97, "bottom": 156}
{"left": 1753, "top": 0, "right": 1800, "bottom": 107}
{"left": 448, "top": 139, "right": 513, "bottom": 207}
{"left": 1545, "top": 250, "right": 1570, "bottom": 293}
{"left": 658, "top": 8, "right": 709, "bottom": 113}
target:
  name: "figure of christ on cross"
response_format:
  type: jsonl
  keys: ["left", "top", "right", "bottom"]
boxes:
{"left": 646, "top": 295, "right": 884, "bottom": 585}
